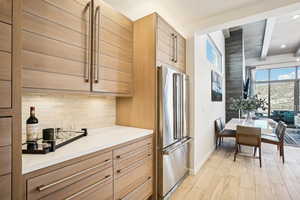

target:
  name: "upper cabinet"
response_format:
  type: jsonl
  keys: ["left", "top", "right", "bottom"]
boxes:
{"left": 22, "top": 0, "right": 91, "bottom": 92}
{"left": 92, "top": 0, "right": 133, "bottom": 94}
{"left": 22, "top": 0, "right": 133, "bottom": 96}
{"left": 156, "top": 15, "right": 186, "bottom": 72}
{"left": 0, "top": 0, "right": 12, "bottom": 108}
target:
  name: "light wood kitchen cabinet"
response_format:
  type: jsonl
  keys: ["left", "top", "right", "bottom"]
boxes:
{"left": 116, "top": 13, "right": 186, "bottom": 199}
{"left": 22, "top": 0, "right": 133, "bottom": 96}
{"left": 0, "top": 174, "right": 11, "bottom": 200}
{"left": 22, "top": 0, "right": 91, "bottom": 92}
{"left": 26, "top": 151, "right": 112, "bottom": 200}
{"left": 0, "top": 13, "right": 12, "bottom": 108}
{"left": 92, "top": 0, "right": 133, "bottom": 94}
{"left": 24, "top": 136, "right": 153, "bottom": 200}
{"left": 0, "top": 0, "right": 22, "bottom": 199}
{"left": 156, "top": 15, "right": 186, "bottom": 72}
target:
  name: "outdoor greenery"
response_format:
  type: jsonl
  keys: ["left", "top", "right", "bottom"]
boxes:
{"left": 229, "top": 95, "right": 268, "bottom": 112}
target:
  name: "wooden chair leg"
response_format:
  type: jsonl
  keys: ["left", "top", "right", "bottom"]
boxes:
{"left": 234, "top": 143, "right": 238, "bottom": 162}
{"left": 259, "top": 146, "right": 262, "bottom": 168}
{"left": 279, "top": 144, "right": 282, "bottom": 156}
{"left": 216, "top": 137, "right": 219, "bottom": 150}
{"left": 238, "top": 144, "right": 241, "bottom": 152}
{"left": 253, "top": 147, "right": 257, "bottom": 157}
{"left": 281, "top": 144, "right": 285, "bottom": 164}
{"left": 219, "top": 137, "right": 222, "bottom": 147}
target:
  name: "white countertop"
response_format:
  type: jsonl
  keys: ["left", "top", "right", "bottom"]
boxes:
{"left": 22, "top": 126, "right": 153, "bottom": 175}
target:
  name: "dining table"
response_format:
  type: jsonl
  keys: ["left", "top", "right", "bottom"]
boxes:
{"left": 225, "top": 118, "right": 277, "bottom": 134}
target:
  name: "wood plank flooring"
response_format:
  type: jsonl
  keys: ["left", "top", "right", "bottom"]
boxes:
{"left": 170, "top": 139, "right": 300, "bottom": 200}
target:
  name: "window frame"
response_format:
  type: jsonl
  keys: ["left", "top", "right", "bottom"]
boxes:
{"left": 252, "top": 66, "right": 300, "bottom": 118}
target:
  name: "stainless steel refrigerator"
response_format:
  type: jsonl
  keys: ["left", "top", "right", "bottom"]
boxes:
{"left": 157, "top": 65, "right": 191, "bottom": 199}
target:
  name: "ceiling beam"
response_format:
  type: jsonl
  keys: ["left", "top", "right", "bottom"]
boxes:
{"left": 222, "top": 29, "right": 230, "bottom": 38}
{"left": 261, "top": 17, "right": 276, "bottom": 59}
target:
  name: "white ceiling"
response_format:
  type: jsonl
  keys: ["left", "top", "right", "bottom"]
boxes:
{"left": 268, "top": 12, "right": 300, "bottom": 56}
{"left": 103, "top": 0, "right": 261, "bottom": 36}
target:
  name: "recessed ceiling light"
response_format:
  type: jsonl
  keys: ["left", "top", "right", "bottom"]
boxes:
{"left": 293, "top": 15, "right": 300, "bottom": 20}
{"left": 297, "top": 58, "right": 300, "bottom": 62}
{"left": 280, "top": 44, "right": 287, "bottom": 48}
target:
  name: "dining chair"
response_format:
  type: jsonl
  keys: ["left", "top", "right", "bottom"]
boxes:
{"left": 261, "top": 121, "right": 287, "bottom": 163}
{"left": 234, "top": 125, "right": 262, "bottom": 168}
{"left": 214, "top": 118, "right": 236, "bottom": 149}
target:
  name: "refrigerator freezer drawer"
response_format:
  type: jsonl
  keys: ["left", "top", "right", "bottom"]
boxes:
{"left": 161, "top": 142, "right": 189, "bottom": 198}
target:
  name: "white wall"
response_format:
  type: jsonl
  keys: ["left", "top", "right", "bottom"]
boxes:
{"left": 187, "top": 31, "right": 225, "bottom": 174}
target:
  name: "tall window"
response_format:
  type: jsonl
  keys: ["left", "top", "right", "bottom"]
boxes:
{"left": 252, "top": 67, "right": 298, "bottom": 125}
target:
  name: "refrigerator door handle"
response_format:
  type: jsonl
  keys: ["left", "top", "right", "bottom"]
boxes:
{"left": 182, "top": 75, "right": 189, "bottom": 139}
{"left": 162, "top": 137, "right": 192, "bottom": 155}
{"left": 173, "top": 73, "right": 179, "bottom": 140}
{"left": 179, "top": 74, "right": 184, "bottom": 139}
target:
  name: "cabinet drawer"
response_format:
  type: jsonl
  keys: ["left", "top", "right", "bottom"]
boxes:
{"left": 27, "top": 151, "right": 112, "bottom": 200}
{"left": 0, "top": 117, "right": 11, "bottom": 147}
{"left": 0, "top": 80, "right": 11, "bottom": 108}
{"left": 114, "top": 143, "right": 152, "bottom": 173}
{"left": 0, "top": 0, "right": 12, "bottom": 24}
{"left": 113, "top": 137, "right": 152, "bottom": 159}
{"left": 0, "top": 146, "right": 11, "bottom": 176}
{"left": 0, "top": 174, "right": 11, "bottom": 200}
{"left": 122, "top": 177, "right": 152, "bottom": 200}
{"left": 115, "top": 157, "right": 152, "bottom": 199}
{"left": 41, "top": 167, "right": 113, "bottom": 200}
{"left": 0, "top": 51, "right": 11, "bottom": 81}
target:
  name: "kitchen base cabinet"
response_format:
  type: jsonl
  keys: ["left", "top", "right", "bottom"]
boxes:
{"left": 23, "top": 136, "right": 153, "bottom": 200}
{"left": 0, "top": 174, "right": 11, "bottom": 200}
{"left": 115, "top": 157, "right": 152, "bottom": 200}
{"left": 121, "top": 177, "right": 152, "bottom": 200}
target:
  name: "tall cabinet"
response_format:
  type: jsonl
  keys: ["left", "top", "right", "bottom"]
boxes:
{"left": 116, "top": 13, "right": 186, "bottom": 199}
{"left": 0, "top": 0, "right": 22, "bottom": 200}
{"left": 22, "top": 0, "right": 133, "bottom": 96}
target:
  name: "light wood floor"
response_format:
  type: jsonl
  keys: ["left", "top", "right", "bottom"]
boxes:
{"left": 170, "top": 139, "right": 300, "bottom": 200}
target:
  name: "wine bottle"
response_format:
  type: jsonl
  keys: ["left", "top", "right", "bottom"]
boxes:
{"left": 26, "top": 106, "right": 39, "bottom": 142}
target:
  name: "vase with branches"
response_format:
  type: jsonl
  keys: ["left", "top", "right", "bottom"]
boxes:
{"left": 229, "top": 95, "right": 268, "bottom": 120}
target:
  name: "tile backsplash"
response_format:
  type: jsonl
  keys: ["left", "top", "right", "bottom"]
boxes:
{"left": 22, "top": 92, "right": 116, "bottom": 141}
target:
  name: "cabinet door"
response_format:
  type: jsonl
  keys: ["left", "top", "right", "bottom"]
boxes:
{"left": 92, "top": 0, "right": 133, "bottom": 95}
{"left": 0, "top": 19, "right": 12, "bottom": 108}
{"left": 156, "top": 16, "right": 175, "bottom": 67}
{"left": 22, "top": 0, "right": 92, "bottom": 92}
{"left": 156, "top": 15, "right": 186, "bottom": 72}
{"left": 0, "top": 0, "right": 12, "bottom": 24}
{"left": 115, "top": 157, "right": 152, "bottom": 200}
{"left": 0, "top": 174, "right": 11, "bottom": 200}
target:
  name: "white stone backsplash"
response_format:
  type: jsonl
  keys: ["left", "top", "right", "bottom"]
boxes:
{"left": 22, "top": 92, "right": 116, "bottom": 142}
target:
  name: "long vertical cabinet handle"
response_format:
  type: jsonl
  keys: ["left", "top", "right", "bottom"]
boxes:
{"left": 85, "top": 2, "right": 92, "bottom": 82}
{"left": 171, "top": 33, "right": 175, "bottom": 62}
{"left": 94, "top": 6, "right": 101, "bottom": 83}
{"left": 175, "top": 34, "right": 178, "bottom": 63}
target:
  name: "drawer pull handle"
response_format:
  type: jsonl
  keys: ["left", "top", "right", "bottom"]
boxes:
{"left": 116, "top": 155, "right": 121, "bottom": 159}
{"left": 65, "top": 174, "right": 111, "bottom": 200}
{"left": 36, "top": 159, "right": 111, "bottom": 192}
{"left": 117, "top": 169, "right": 121, "bottom": 173}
